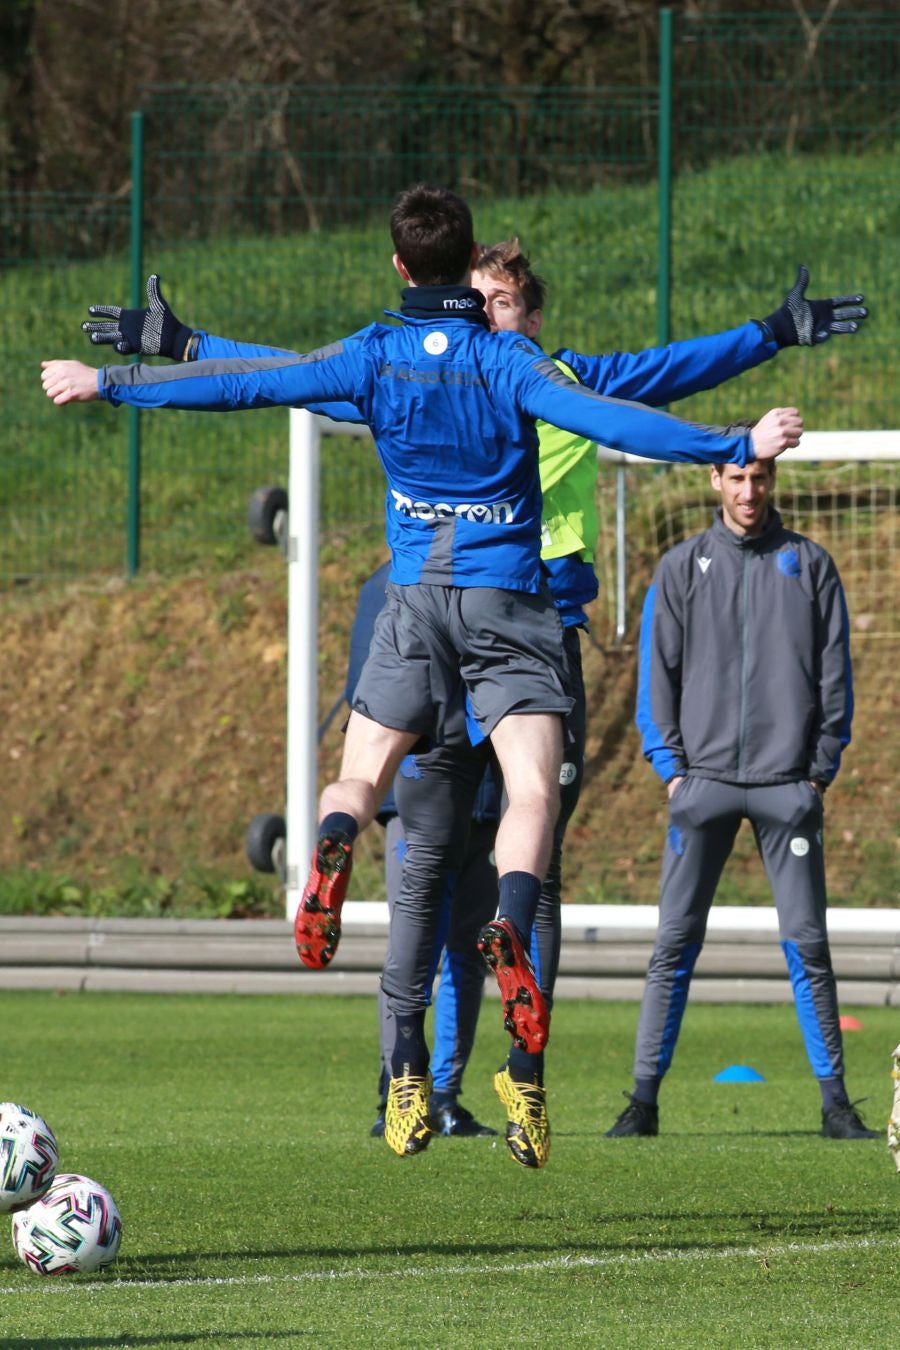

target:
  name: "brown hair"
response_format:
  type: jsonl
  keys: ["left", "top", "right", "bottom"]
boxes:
{"left": 475, "top": 238, "right": 547, "bottom": 315}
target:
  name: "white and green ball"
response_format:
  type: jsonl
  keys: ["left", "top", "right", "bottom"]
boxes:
{"left": 13, "top": 1172, "right": 122, "bottom": 1275}
{"left": 0, "top": 1102, "right": 59, "bottom": 1213}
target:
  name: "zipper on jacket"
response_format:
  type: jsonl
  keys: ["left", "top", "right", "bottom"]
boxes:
{"left": 736, "top": 548, "right": 750, "bottom": 776}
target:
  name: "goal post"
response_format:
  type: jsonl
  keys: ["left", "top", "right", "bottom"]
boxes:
{"left": 283, "top": 409, "right": 374, "bottom": 919}
{"left": 597, "top": 430, "right": 900, "bottom": 464}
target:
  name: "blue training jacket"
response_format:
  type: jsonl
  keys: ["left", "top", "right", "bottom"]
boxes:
{"left": 552, "top": 319, "right": 776, "bottom": 408}
{"left": 98, "top": 292, "right": 758, "bottom": 592}
{"left": 190, "top": 317, "right": 777, "bottom": 620}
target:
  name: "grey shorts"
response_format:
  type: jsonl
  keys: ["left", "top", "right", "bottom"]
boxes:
{"left": 351, "top": 582, "right": 573, "bottom": 742}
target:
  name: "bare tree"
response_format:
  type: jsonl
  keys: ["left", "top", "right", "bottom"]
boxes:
{"left": 4, "top": 0, "right": 884, "bottom": 213}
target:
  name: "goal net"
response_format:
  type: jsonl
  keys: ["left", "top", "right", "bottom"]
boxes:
{"left": 584, "top": 432, "right": 898, "bottom": 906}
{"left": 592, "top": 432, "right": 899, "bottom": 647}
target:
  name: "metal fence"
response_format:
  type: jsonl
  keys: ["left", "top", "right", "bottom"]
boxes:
{"left": 1, "top": 10, "right": 897, "bottom": 620}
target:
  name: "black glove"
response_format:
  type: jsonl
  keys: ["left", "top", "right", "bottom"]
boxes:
{"left": 82, "top": 274, "right": 194, "bottom": 359}
{"left": 761, "top": 265, "right": 868, "bottom": 347}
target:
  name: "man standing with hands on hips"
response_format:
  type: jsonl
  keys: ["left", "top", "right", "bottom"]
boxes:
{"left": 607, "top": 451, "right": 878, "bottom": 1142}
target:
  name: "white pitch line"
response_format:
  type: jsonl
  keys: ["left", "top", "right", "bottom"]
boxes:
{"left": 1, "top": 1233, "right": 899, "bottom": 1297}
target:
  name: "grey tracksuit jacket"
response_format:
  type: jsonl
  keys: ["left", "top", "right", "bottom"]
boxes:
{"left": 636, "top": 507, "right": 853, "bottom": 788}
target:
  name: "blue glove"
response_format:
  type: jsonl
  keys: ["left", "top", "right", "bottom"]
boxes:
{"left": 762, "top": 265, "right": 868, "bottom": 347}
{"left": 82, "top": 274, "right": 194, "bottom": 358}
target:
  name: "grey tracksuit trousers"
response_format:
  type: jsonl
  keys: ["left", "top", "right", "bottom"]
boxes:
{"left": 378, "top": 813, "right": 497, "bottom": 1099}
{"left": 634, "top": 776, "right": 844, "bottom": 1081}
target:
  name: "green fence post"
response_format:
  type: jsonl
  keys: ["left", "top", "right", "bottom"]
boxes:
{"left": 127, "top": 110, "right": 144, "bottom": 577}
{"left": 657, "top": 8, "right": 673, "bottom": 348}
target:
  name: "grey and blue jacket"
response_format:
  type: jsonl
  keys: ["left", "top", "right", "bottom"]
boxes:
{"left": 97, "top": 287, "right": 757, "bottom": 593}
{"left": 636, "top": 507, "right": 853, "bottom": 787}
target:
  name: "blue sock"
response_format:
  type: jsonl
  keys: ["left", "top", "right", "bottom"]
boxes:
{"left": 497, "top": 871, "right": 541, "bottom": 944}
{"left": 430, "top": 1089, "right": 457, "bottom": 1109}
{"left": 319, "top": 812, "right": 358, "bottom": 843}
{"left": 633, "top": 1076, "right": 661, "bottom": 1105}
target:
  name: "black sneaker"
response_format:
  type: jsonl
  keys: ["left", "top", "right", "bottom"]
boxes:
{"left": 370, "top": 1105, "right": 386, "bottom": 1138}
{"left": 431, "top": 1102, "right": 497, "bottom": 1137}
{"left": 605, "top": 1093, "right": 659, "bottom": 1138}
{"left": 821, "top": 1100, "right": 879, "bottom": 1140}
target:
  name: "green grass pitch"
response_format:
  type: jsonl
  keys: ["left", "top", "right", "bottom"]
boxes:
{"left": 0, "top": 990, "right": 897, "bottom": 1347}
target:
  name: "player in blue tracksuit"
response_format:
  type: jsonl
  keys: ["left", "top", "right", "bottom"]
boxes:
{"left": 43, "top": 184, "right": 803, "bottom": 1168}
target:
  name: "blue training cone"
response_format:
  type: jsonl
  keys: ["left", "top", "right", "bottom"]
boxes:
{"left": 713, "top": 1064, "right": 766, "bottom": 1083}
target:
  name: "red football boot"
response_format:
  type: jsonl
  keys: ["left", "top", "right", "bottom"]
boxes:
{"left": 294, "top": 831, "right": 354, "bottom": 969}
{"left": 477, "top": 917, "right": 550, "bottom": 1053}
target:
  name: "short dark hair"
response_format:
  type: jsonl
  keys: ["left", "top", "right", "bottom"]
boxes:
{"left": 475, "top": 238, "right": 547, "bottom": 315}
{"left": 390, "top": 184, "right": 475, "bottom": 286}
{"left": 723, "top": 418, "right": 776, "bottom": 476}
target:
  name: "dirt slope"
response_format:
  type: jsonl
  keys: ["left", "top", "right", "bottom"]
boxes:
{"left": 0, "top": 550, "right": 896, "bottom": 908}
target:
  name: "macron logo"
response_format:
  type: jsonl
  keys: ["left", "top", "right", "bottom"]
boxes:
{"left": 390, "top": 488, "right": 515, "bottom": 525}
{"left": 697, "top": 557, "right": 711, "bottom": 574}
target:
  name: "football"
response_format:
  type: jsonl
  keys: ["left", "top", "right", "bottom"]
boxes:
{"left": 12, "top": 1172, "right": 122, "bottom": 1275}
{"left": 0, "top": 1102, "right": 59, "bottom": 1213}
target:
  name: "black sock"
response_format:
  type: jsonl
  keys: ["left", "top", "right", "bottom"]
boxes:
{"left": 633, "top": 1076, "right": 661, "bottom": 1106}
{"left": 319, "top": 811, "right": 358, "bottom": 842}
{"left": 508, "top": 1046, "right": 544, "bottom": 1085}
{"left": 497, "top": 871, "right": 541, "bottom": 943}
{"left": 819, "top": 1076, "right": 851, "bottom": 1112}
{"left": 390, "top": 1012, "right": 428, "bottom": 1078}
